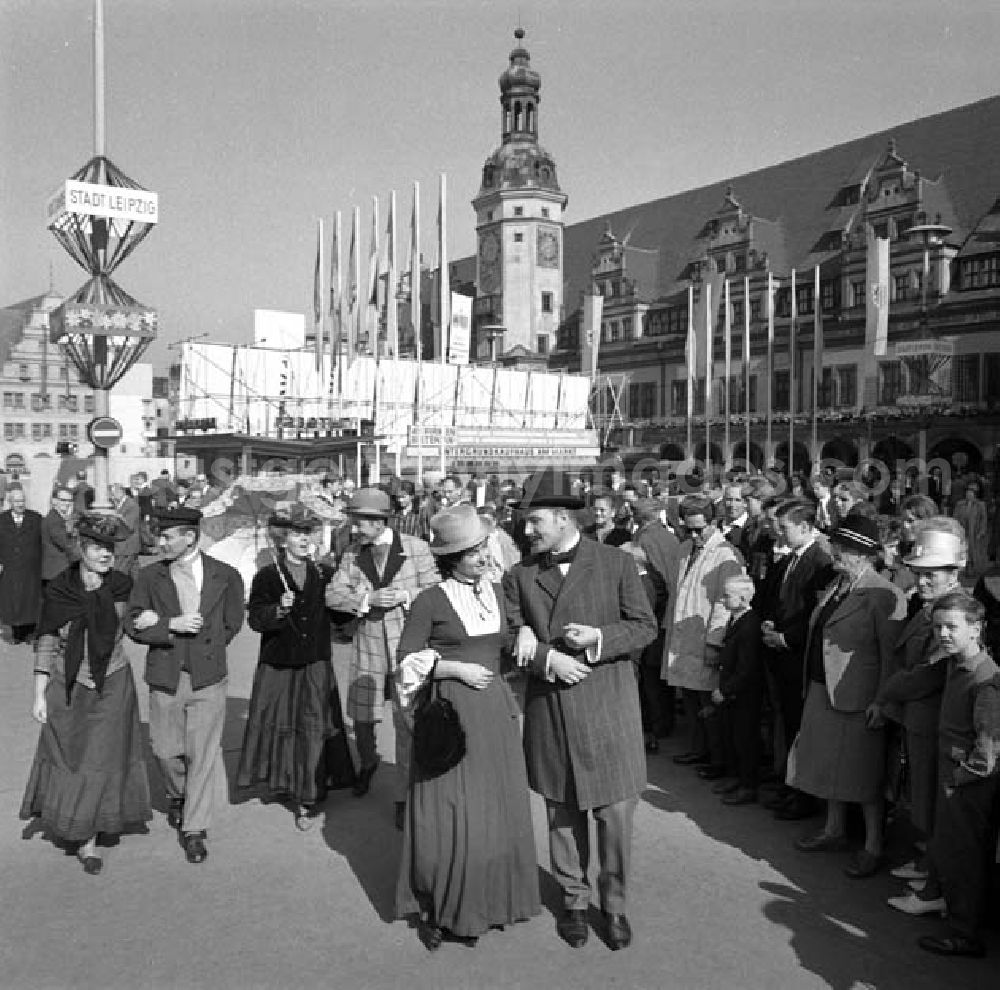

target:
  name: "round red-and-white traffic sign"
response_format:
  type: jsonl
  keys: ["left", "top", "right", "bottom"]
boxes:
{"left": 88, "top": 416, "right": 123, "bottom": 450}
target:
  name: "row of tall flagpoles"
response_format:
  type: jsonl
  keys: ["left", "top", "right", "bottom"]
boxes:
{"left": 310, "top": 175, "right": 452, "bottom": 482}
{"left": 684, "top": 265, "right": 825, "bottom": 478}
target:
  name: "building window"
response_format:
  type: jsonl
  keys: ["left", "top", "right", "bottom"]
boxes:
{"left": 879, "top": 361, "right": 903, "bottom": 404}
{"left": 513, "top": 232, "right": 523, "bottom": 243}
{"left": 610, "top": 321, "right": 620, "bottom": 342}
{"left": 3, "top": 422, "right": 14, "bottom": 440}
{"left": 985, "top": 353, "right": 1000, "bottom": 400}
{"left": 84, "top": 394, "right": 95, "bottom": 413}
{"left": 629, "top": 381, "right": 657, "bottom": 418}
{"left": 960, "top": 254, "right": 1000, "bottom": 290}
{"left": 953, "top": 353, "right": 980, "bottom": 402}
{"left": 732, "top": 299, "right": 744, "bottom": 327}
{"left": 2, "top": 392, "right": 13, "bottom": 409}
{"left": 796, "top": 283, "right": 814, "bottom": 315}
{"left": 773, "top": 370, "right": 789, "bottom": 411}
{"left": 19, "top": 364, "right": 30, "bottom": 380}
{"left": 750, "top": 297, "right": 762, "bottom": 322}
{"left": 671, "top": 380, "right": 687, "bottom": 416}
{"left": 513, "top": 206, "right": 524, "bottom": 217}
{"left": 838, "top": 365, "right": 857, "bottom": 407}
{"left": 621, "top": 317, "right": 634, "bottom": 339}
{"left": 42, "top": 423, "right": 52, "bottom": 439}
{"left": 536, "top": 334, "right": 549, "bottom": 355}
{"left": 851, "top": 280, "right": 866, "bottom": 308}
{"left": 541, "top": 207, "right": 549, "bottom": 218}
{"left": 31, "top": 423, "right": 43, "bottom": 441}
{"left": 541, "top": 291, "right": 553, "bottom": 314}
{"left": 821, "top": 280, "right": 836, "bottom": 311}
{"left": 68, "top": 424, "right": 79, "bottom": 440}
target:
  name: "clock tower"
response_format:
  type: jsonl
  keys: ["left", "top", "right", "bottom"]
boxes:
{"left": 473, "top": 28, "right": 568, "bottom": 360}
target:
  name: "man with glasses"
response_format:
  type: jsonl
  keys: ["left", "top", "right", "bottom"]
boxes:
{"left": 40, "top": 486, "right": 79, "bottom": 588}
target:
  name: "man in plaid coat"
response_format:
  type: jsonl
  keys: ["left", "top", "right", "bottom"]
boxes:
{"left": 326, "top": 488, "right": 438, "bottom": 821}
{"left": 504, "top": 468, "right": 657, "bottom": 951}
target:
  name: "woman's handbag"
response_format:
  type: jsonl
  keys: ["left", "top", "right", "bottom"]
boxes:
{"left": 412, "top": 661, "right": 466, "bottom": 778}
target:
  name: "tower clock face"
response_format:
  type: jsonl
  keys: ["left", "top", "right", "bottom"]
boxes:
{"left": 479, "top": 229, "right": 501, "bottom": 292}
{"left": 537, "top": 227, "right": 559, "bottom": 268}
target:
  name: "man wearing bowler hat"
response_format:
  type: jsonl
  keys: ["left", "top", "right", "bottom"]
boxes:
{"left": 503, "top": 466, "right": 657, "bottom": 950}
{"left": 125, "top": 505, "right": 245, "bottom": 864}
{"left": 326, "top": 488, "right": 438, "bottom": 827}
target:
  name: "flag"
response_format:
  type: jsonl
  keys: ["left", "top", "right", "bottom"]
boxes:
{"left": 409, "top": 181, "right": 421, "bottom": 361}
{"left": 437, "top": 173, "right": 449, "bottom": 363}
{"left": 686, "top": 284, "right": 696, "bottom": 421}
{"left": 813, "top": 264, "right": 823, "bottom": 409}
{"left": 789, "top": 268, "right": 797, "bottom": 474}
{"left": 766, "top": 271, "right": 775, "bottom": 460}
{"left": 866, "top": 224, "right": 890, "bottom": 356}
{"left": 347, "top": 207, "right": 360, "bottom": 367}
{"left": 329, "top": 211, "right": 342, "bottom": 367}
{"left": 367, "top": 197, "right": 380, "bottom": 353}
{"left": 385, "top": 189, "right": 398, "bottom": 357}
{"left": 724, "top": 278, "right": 731, "bottom": 424}
{"left": 581, "top": 292, "right": 604, "bottom": 380}
{"left": 447, "top": 292, "right": 472, "bottom": 364}
{"left": 313, "top": 217, "right": 323, "bottom": 373}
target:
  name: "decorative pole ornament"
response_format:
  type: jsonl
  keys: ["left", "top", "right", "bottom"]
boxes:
{"left": 46, "top": 0, "right": 159, "bottom": 509}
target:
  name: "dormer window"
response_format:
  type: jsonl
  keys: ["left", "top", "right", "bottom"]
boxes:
{"left": 513, "top": 206, "right": 524, "bottom": 217}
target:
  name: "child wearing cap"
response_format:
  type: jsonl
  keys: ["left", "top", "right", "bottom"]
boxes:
{"left": 709, "top": 574, "right": 763, "bottom": 804}
{"left": 909, "top": 591, "right": 1000, "bottom": 958}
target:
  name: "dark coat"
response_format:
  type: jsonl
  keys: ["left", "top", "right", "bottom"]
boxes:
{"left": 0, "top": 509, "right": 43, "bottom": 624}
{"left": 718, "top": 609, "right": 763, "bottom": 701}
{"left": 503, "top": 537, "right": 657, "bottom": 809}
{"left": 248, "top": 558, "right": 333, "bottom": 668}
{"left": 125, "top": 552, "right": 245, "bottom": 692}
{"left": 40, "top": 508, "right": 78, "bottom": 581}
{"left": 773, "top": 539, "right": 834, "bottom": 655}
{"left": 113, "top": 495, "right": 144, "bottom": 559}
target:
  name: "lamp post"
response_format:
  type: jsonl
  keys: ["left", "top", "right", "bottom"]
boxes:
{"left": 904, "top": 215, "right": 952, "bottom": 334}
{"left": 46, "top": 0, "right": 159, "bottom": 511}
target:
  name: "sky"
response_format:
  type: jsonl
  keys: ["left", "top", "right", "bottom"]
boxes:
{"left": 2, "top": 0, "right": 998, "bottom": 372}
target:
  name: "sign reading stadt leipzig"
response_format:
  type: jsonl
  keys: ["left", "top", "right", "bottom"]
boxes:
{"left": 47, "top": 179, "right": 159, "bottom": 226}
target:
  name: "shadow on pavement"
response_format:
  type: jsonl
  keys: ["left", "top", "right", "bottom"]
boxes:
{"left": 642, "top": 733, "right": 999, "bottom": 990}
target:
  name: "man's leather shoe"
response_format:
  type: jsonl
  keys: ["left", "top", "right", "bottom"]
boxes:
{"left": 672, "top": 751, "right": 709, "bottom": 766}
{"left": 352, "top": 758, "right": 380, "bottom": 797}
{"left": 394, "top": 801, "right": 406, "bottom": 832}
{"left": 794, "top": 831, "right": 848, "bottom": 853}
{"left": 556, "top": 908, "right": 589, "bottom": 948}
{"left": 722, "top": 787, "right": 757, "bottom": 805}
{"left": 844, "top": 850, "right": 884, "bottom": 878}
{"left": 166, "top": 799, "right": 184, "bottom": 830}
{"left": 712, "top": 779, "right": 740, "bottom": 795}
{"left": 183, "top": 831, "right": 208, "bottom": 864}
{"left": 917, "top": 934, "right": 986, "bottom": 958}
{"left": 696, "top": 764, "right": 728, "bottom": 780}
{"left": 887, "top": 892, "right": 947, "bottom": 916}
{"left": 603, "top": 912, "right": 632, "bottom": 950}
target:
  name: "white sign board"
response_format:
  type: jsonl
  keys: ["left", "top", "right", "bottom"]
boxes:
{"left": 253, "top": 309, "right": 305, "bottom": 349}
{"left": 447, "top": 292, "right": 472, "bottom": 365}
{"left": 48, "top": 180, "right": 159, "bottom": 225}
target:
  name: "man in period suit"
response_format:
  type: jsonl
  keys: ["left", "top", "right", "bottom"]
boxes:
{"left": 503, "top": 469, "right": 657, "bottom": 950}
{"left": 109, "top": 482, "right": 143, "bottom": 578}
{"left": 125, "top": 506, "right": 245, "bottom": 864}
{"left": 325, "top": 488, "right": 438, "bottom": 826}
{"left": 0, "top": 488, "right": 43, "bottom": 643}
{"left": 761, "top": 496, "right": 834, "bottom": 820}
{"left": 40, "top": 486, "right": 78, "bottom": 587}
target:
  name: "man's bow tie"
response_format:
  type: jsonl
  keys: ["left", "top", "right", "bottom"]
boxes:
{"left": 543, "top": 545, "right": 578, "bottom": 570}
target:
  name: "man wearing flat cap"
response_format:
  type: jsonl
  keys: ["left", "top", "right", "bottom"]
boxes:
{"left": 125, "top": 505, "right": 245, "bottom": 864}
{"left": 325, "top": 488, "right": 438, "bottom": 825}
{"left": 503, "top": 466, "right": 657, "bottom": 950}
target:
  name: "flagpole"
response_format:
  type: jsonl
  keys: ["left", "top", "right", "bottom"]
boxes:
{"left": 705, "top": 281, "right": 713, "bottom": 481}
{"left": 686, "top": 284, "right": 694, "bottom": 461}
{"left": 369, "top": 195, "right": 380, "bottom": 354}
{"left": 411, "top": 180, "right": 423, "bottom": 485}
{"left": 812, "top": 264, "right": 820, "bottom": 469}
{"left": 789, "top": 268, "right": 797, "bottom": 479}
{"left": 724, "top": 278, "right": 731, "bottom": 472}
{"left": 332, "top": 210, "right": 343, "bottom": 422}
{"left": 744, "top": 274, "right": 751, "bottom": 474}
{"left": 438, "top": 172, "right": 449, "bottom": 365}
{"left": 766, "top": 271, "right": 774, "bottom": 468}
{"left": 387, "top": 189, "right": 398, "bottom": 359}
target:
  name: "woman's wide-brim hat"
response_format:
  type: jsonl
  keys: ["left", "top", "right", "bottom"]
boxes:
{"left": 515, "top": 466, "right": 584, "bottom": 510}
{"left": 268, "top": 503, "right": 321, "bottom": 533}
{"left": 347, "top": 488, "right": 391, "bottom": 519}
{"left": 829, "top": 516, "right": 880, "bottom": 556}
{"left": 77, "top": 513, "right": 132, "bottom": 549}
{"left": 904, "top": 529, "right": 966, "bottom": 569}
{"left": 428, "top": 503, "right": 489, "bottom": 556}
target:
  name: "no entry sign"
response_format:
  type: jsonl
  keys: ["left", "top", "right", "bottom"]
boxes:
{"left": 88, "top": 416, "right": 123, "bottom": 449}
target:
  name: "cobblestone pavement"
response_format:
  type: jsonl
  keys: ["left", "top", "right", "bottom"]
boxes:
{"left": 1, "top": 623, "right": 996, "bottom": 990}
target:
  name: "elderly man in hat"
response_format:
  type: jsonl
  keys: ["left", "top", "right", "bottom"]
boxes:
{"left": 325, "top": 488, "right": 438, "bottom": 827}
{"left": 125, "top": 505, "right": 245, "bottom": 864}
{"left": 503, "top": 467, "right": 657, "bottom": 950}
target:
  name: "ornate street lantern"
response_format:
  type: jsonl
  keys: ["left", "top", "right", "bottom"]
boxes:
{"left": 46, "top": 0, "right": 158, "bottom": 509}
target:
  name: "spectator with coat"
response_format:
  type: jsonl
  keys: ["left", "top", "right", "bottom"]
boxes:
{"left": 40, "top": 486, "right": 79, "bottom": 587}
{"left": 0, "top": 488, "right": 43, "bottom": 643}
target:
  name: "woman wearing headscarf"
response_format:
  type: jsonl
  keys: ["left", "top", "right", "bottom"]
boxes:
{"left": 20, "top": 514, "right": 152, "bottom": 874}
{"left": 237, "top": 506, "right": 355, "bottom": 829}
{"left": 789, "top": 515, "right": 907, "bottom": 878}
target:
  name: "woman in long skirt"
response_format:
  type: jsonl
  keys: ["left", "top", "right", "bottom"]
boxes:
{"left": 237, "top": 506, "right": 355, "bottom": 829}
{"left": 395, "top": 504, "right": 539, "bottom": 950}
{"left": 20, "top": 514, "right": 152, "bottom": 874}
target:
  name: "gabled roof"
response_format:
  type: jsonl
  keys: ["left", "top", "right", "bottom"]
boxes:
{"left": 0, "top": 292, "right": 50, "bottom": 366}
{"left": 556, "top": 95, "right": 1000, "bottom": 312}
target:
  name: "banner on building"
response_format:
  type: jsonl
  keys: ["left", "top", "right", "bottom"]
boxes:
{"left": 866, "top": 226, "right": 890, "bottom": 356}
{"left": 447, "top": 292, "right": 472, "bottom": 365}
{"left": 581, "top": 293, "right": 604, "bottom": 379}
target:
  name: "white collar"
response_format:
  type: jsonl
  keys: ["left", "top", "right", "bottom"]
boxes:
{"left": 373, "top": 527, "right": 395, "bottom": 548}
